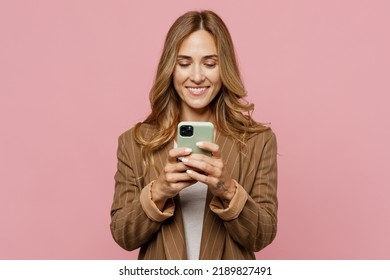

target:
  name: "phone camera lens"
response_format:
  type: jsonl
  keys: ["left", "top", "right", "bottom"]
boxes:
{"left": 180, "top": 125, "right": 193, "bottom": 137}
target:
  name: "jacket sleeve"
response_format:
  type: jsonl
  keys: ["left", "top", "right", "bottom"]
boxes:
{"left": 110, "top": 133, "right": 175, "bottom": 251}
{"left": 210, "top": 131, "right": 278, "bottom": 252}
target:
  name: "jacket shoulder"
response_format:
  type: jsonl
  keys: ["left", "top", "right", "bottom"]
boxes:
{"left": 248, "top": 126, "right": 276, "bottom": 144}
{"left": 118, "top": 123, "right": 156, "bottom": 144}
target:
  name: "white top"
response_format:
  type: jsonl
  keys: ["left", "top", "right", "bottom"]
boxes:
{"left": 174, "top": 141, "right": 208, "bottom": 259}
{"left": 180, "top": 181, "right": 208, "bottom": 260}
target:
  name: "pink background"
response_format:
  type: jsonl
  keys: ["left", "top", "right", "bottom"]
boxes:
{"left": 1, "top": 0, "right": 389, "bottom": 259}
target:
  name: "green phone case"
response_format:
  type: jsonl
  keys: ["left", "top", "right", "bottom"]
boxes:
{"left": 177, "top": 122, "right": 214, "bottom": 156}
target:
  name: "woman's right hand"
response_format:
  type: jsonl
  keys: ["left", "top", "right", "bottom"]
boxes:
{"left": 151, "top": 147, "right": 195, "bottom": 210}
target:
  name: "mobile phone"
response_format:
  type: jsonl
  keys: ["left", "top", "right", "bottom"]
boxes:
{"left": 177, "top": 121, "right": 214, "bottom": 156}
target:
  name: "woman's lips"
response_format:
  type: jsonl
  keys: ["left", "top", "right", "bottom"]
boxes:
{"left": 186, "top": 87, "right": 209, "bottom": 96}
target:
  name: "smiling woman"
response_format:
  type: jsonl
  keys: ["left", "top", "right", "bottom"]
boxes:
{"left": 110, "top": 10, "right": 278, "bottom": 260}
{"left": 173, "top": 30, "right": 222, "bottom": 121}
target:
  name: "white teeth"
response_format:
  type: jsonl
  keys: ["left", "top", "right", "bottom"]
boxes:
{"left": 188, "top": 87, "right": 207, "bottom": 93}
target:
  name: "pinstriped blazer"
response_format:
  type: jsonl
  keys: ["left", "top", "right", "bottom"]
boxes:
{"left": 110, "top": 124, "right": 278, "bottom": 259}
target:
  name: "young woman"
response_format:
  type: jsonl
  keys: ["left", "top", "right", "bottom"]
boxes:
{"left": 110, "top": 10, "right": 278, "bottom": 260}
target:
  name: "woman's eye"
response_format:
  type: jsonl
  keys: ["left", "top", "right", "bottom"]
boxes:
{"left": 178, "top": 62, "right": 190, "bottom": 68}
{"left": 204, "top": 61, "right": 217, "bottom": 68}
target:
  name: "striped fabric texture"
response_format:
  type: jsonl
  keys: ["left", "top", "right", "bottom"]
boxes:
{"left": 110, "top": 124, "right": 278, "bottom": 260}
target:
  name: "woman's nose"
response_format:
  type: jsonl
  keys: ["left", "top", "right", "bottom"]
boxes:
{"left": 190, "top": 65, "right": 205, "bottom": 83}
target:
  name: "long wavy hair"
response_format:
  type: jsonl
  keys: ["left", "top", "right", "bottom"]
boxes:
{"left": 134, "top": 10, "right": 268, "bottom": 174}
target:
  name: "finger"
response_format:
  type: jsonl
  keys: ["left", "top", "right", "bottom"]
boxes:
{"left": 165, "top": 171, "right": 195, "bottom": 184}
{"left": 164, "top": 161, "right": 190, "bottom": 173}
{"left": 183, "top": 154, "right": 223, "bottom": 172}
{"left": 181, "top": 158, "right": 219, "bottom": 176}
{"left": 186, "top": 169, "right": 218, "bottom": 186}
{"left": 167, "top": 147, "right": 193, "bottom": 163}
{"left": 196, "top": 141, "right": 221, "bottom": 159}
{"left": 162, "top": 180, "right": 197, "bottom": 197}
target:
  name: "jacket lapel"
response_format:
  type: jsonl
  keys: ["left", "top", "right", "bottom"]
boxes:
{"left": 161, "top": 195, "right": 187, "bottom": 259}
{"left": 153, "top": 141, "right": 187, "bottom": 260}
{"left": 199, "top": 132, "right": 240, "bottom": 259}
{"left": 199, "top": 189, "right": 226, "bottom": 259}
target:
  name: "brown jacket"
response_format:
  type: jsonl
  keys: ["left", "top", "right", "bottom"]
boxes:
{"left": 110, "top": 124, "right": 278, "bottom": 259}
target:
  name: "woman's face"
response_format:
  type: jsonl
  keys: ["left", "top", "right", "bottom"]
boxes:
{"left": 173, "top": 30, "right": 222, "bottom": 121}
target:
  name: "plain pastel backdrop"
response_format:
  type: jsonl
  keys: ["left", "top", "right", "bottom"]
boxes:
{"left": 0, "top": 0, "right": 389, "bottom": 259}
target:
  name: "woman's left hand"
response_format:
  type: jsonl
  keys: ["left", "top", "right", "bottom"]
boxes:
{"left": 181, "top": 141, "right": 236, "bottom": 203}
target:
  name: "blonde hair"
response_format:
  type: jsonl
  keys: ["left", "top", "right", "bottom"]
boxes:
{"left": 134, "top": 10, "right": 268, "bottom": 174}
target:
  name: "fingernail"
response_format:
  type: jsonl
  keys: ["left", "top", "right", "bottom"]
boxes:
{"left": 181, "top": 157, "right": 189, "bottom": 163}
{"left": 186, "top": 170, "right": 193, "bottom": 174}
{"left": 196, "top": 142, "right": 203, "bottom": 147}
{"left": 185, "top": 148, "right": 192, "bottom": 153}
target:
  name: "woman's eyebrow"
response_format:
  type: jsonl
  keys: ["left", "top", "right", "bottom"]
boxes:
{"left": 203, "top": 55, "right": 218, "bottom": 59}
{"left": 176, "top": 55, "right": 218, "bottom": 59}
{"left": 176, "top": 55, "right": 191, "bottom": 60}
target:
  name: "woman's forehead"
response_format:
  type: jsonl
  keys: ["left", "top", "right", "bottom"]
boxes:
{"left": 177, "top": 30, "right": 217, "bottom": 57}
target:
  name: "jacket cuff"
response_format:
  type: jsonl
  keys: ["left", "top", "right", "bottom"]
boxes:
{"left": 140, "top": 181, "right": 175, "bottom": 222}
{"left": 209, "top": 180, "right": 248, "bottom": 221}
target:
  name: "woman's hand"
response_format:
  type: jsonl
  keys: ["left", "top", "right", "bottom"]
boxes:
{"left": 181, "top": 141, "right": 236, "bottom": 204}
{"left": 152, "top": 147, "right": 196, "bottom": 210}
